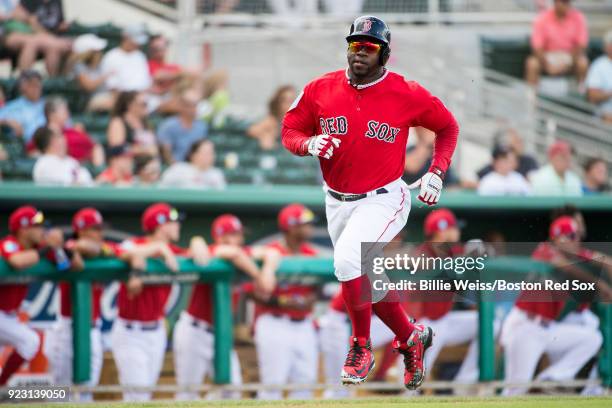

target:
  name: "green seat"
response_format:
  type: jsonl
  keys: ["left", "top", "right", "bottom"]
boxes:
{"left": 5, "top": 158, "right": 36, "bottom": 180}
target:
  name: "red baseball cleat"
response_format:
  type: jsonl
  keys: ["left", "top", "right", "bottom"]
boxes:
{"left": 393, "top": 324, "right": 433, "bottom": 390}
{"left": 341, "top": 337, "right": 375, "bottom": 385}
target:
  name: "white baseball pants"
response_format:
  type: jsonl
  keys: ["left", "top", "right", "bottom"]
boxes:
{"left": 420, "top": 310, "right": 481, "bottom": 383}
{"left": 501, "top": 307, "right": 603, "bottom": 396}
{"left": 255, "top": 314, "right": 318, "bottom": 400}
{"left": 325, "top": 178, "right": 411, "bottom": 282}
{"left": 45, "top": 317, "right": 103, "bottom": 401}
{"left": 0, "top": 310, "right": 39, "bottom": 360}
{"left": 110, "top": 318, "right": 166, "bottom": 402}
{"left": 172, "top": 311, "right": 242, "bottom": 400}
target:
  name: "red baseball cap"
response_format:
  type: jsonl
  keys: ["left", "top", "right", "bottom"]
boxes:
{"left": 549, "top": 216, "right": 579, "bottom": 240}
{"left": 142, "top": 203, "right": 182, "bottom": 233}
{"left": 424, "top": 208, "right": 458, "bottom": 237}
{"left": 211, "top": 214, "right": 243, "bottom": 241}
{"left": 9, "top": 206, "right": 44, "bottom": 234}
{"left": 547, "top": 140, "right": 572, "bottom": 158}
{"left": 278, "top": 203, "right": 315, "bottom": 231}
{"left": 72, "top": 207, "right": 104, "bottom": 233}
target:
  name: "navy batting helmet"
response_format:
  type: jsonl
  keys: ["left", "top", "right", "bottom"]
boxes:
{"left": 346, "top": 16, "right": 391, "bottom": 65}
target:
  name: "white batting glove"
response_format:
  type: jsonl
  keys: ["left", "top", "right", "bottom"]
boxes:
{"left": 407, "top": 168, "right": 444, "bottom": 206}
{"left": 306, "top": 134, "right": 341, "bottom": 159}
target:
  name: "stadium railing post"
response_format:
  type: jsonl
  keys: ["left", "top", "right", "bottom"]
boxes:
{"left": 478, "top": 291, "right": 495, "bottom": 382}
{"left": 213, "top": 278, "right": 232, "bottom": 384}
{"left": 71, "top": 280, "right": 92, "bottom": 383}
{"left": 598, "top": 302, "right": 612, "bottom": 387}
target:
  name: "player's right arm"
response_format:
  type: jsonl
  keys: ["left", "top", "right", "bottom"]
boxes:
{"left": 5, "top": 250, "right": 39, "bottom": 270}
{"left": 281, "top": 84, "right": 340, "bottom": 159}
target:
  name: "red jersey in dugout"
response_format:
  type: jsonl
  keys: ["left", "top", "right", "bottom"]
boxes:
{"left": 515, "top": 242, "right": 595, "bottom": 321}
{"left": 282, "top": 69, "right": 458, "bottom": 194}
{"left": 186, "top": 244, "right": 252, "bottom": 323}
{"left": 116, "top": 237, "right": 188, "bottom": 322}
{"left": 245, "top": 240, "right": 319, "bottom": 321}
{"left": 58, "top": 240, "right": 121, "bottom": 322}
{"left": 0, "top": 236, "right": 31, "bottom": 313}
{"left": 403, "top": 242, "right": 465, "bottom": 321}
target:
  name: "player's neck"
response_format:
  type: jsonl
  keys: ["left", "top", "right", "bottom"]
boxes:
{"left": 349, "top": 67, "right": 386, "bottom": 86}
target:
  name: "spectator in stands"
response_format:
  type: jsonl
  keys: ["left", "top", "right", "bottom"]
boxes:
{"left": 530, "top": 140, "right": 582, "bottom": 196}
{"left": 107, "top": 91, "right": 158, "bottom": 157}
{"left": 157, "top": 90, "right": 207, "bottom": 164}
{"left": 200, "top": 69, "right": 230, "bottom": 123}
{"left": 146, "top": 34, "right": 196, "bottom": 114}
{"left": 44, "top": 96, "right": 104, "bottom": 166}
{"left": 404, "top": 127, "right": 463, "bottom": 188}
{"left": 3, "top": 0, "right": 72, "bottom": 76}
{"left": 247, "top": 85, "right": 296, "bottom": 150}
{"left": 477, "top": 146, "right": 531, "bottom": 196}
{"left": 526, "top": 0, "right": 589, "bottom": 88}
{"left": 147, "top": 35, "right": 181, "bottom": 95}
{"left": 96, "top": 145, "right": 134, "bottom": 186}
{"left": 585, "top": 30, "right": 612, "bottom": 123}
{"left": 582, "top": 157, "right": 609, "bottom": 194}
{"left": 477, "top": 128, "right": 539, "bottom": 179}
{"left": 133, "top": 153, "right": 161, "bottom": 185}
{"left": 0, "top": 70, "right": 45, "bottom": 142}
{"left": 160, "top": 139, "right": 226, "bottom": 189}
{"left": 70, "top": 34, "right": 115, "bottom": 112}
{"left": 100, "top": 24, "right": 152, "bottom": 92}
{"left": 32, "top": 126, "right": 92, "bottom": 185}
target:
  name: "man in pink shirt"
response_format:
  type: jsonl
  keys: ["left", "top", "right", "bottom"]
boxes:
{"left": 526, "top": 0, "right": 589, "bottom": 87}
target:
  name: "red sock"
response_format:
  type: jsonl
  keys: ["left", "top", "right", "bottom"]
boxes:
{"left": 0, "top": 351, "right": 26, "bottom": 385}
{"left": 341, "top": 275, "right": 372, "bottom": 340}
{"left": 372, "top": 301, "right": 415, "bottom": 342}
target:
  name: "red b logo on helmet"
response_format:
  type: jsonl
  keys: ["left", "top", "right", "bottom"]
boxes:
{"left": 362, "top": 19, "right": 372, "bottom": 32}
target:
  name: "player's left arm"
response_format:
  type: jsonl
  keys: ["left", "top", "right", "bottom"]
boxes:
{"left": 409, "top": 86, "right": 459, "bottom": 206}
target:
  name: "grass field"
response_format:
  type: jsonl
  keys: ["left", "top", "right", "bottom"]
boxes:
{"left": 10, "top": 396, "right": 612, "bottom": 408}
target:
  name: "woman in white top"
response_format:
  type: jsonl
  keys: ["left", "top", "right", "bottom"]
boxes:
{"left": 160, "top": 139, "right": 226, "bottom": 189}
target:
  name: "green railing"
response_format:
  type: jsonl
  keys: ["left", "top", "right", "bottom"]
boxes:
{"left": 0, "top": 257, "right": 610, "bottom": 387}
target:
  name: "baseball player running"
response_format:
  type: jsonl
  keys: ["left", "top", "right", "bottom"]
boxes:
{"left": 0, "top": 207, "right": 64, "bottom": 386}
{"left": 501, "top": 216, "right": 610, "bottom": 395}
{"left": 111, "top": 203, "right": 208, "bottom": 401}
{"left": 250, "top": 204, "right": 319, "bottom": 400}
{"left": 282, "top": 15, "right": 459, "bottom": 388}
{"left": 46, "top": 208, "right": 122, "bottom": 400}
{"left": 173, "top": 213, "right": 274, "bottom": 400}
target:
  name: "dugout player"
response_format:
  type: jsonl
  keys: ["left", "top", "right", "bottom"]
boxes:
{"left": 0, "top": 206, "right": 64, "bottom": 386}
{"left": 281, "top": 16, "right": 459, "bottom": 388}
{"left": 46, "top": 208, "right": 123, "bottom": 400}
{"left": 252, "top": 204, "right": 319, "bottom": 400}
{"left": 111, "top": 203, "right": 208, "bottom": 402}
{"left": 501, "top": 215, "right": 610, "bottom": 396}
{"left": 409, "top": 209, "right": 481, "bottom": 386}
{"left": 173, "top": 213, "right": 275, "bottom": 400}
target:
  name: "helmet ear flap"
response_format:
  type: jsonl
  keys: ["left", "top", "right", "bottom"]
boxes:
{"left": 379, "top": 45, "right": 390, "bottom": 66}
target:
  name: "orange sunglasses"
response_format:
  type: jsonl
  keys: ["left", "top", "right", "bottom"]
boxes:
{"left": 348, "top": 41, "right": 382, "bottom": 54}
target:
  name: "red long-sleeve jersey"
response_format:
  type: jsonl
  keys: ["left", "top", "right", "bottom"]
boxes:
{"left": 282, "top": 69, "right": 459, "bottom": 194}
